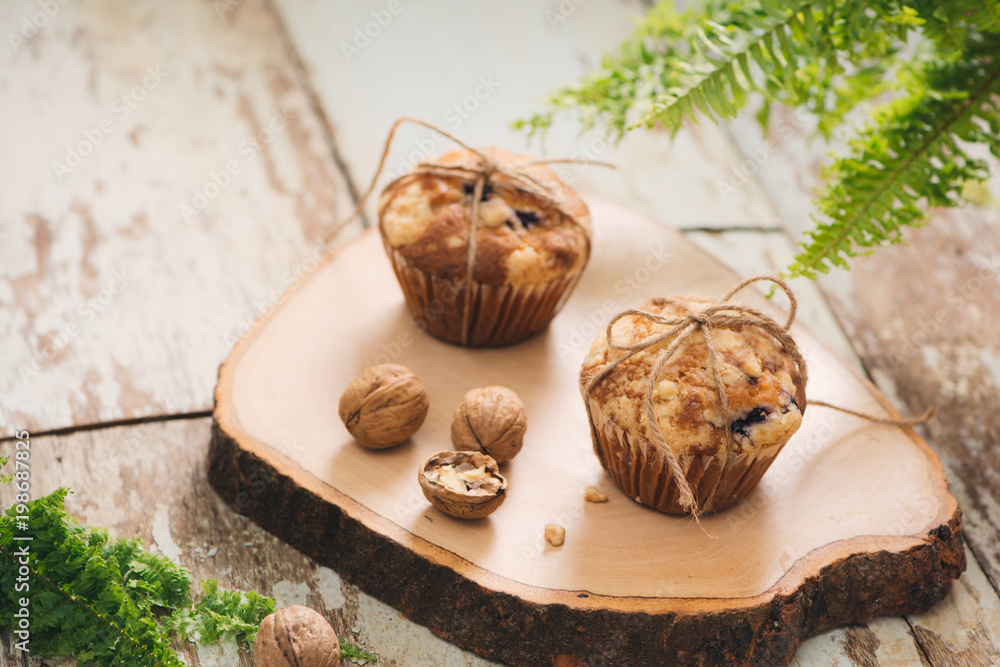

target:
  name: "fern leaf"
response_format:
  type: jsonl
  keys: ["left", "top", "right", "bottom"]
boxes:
{"left": 631, "top": 0, "right": 814, "bottom": 135}
{"left": 0, "top": 486, "right": 286, "bottom": 665}
{"left": 127, "top": 547, "right": 192, "bottom": 610}
{"left": 0, "top": 489, "right": 183, "bottom": 667}
{"left": 517, "top": 0, "right": 1000, "bottom": 278}
{"left": 165, "top": 578, "right": 275, "bottom": 643}
{"left": 341, "top": 638, "right": 379, "bottom": 661}
{"left": 514, "top": 0, "right": 924, "bottom": 141}
{"left": 789, "top": 31, "right": 1000, "bottom": 278}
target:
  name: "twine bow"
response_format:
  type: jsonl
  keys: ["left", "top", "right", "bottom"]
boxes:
{"left": 583, "top": 275, "right": 934, "bottom": 515}
{"left": 323, "top": 117, "right": 615, "bottom": 345}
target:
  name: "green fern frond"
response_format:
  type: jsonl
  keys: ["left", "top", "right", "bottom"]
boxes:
{"left": 341, "top": 638, "right": 379, "bottom": 661}
{"left": 633, "top": 6, "right": 806, "bottom": 135}
{"left": 789, "top": 31, "right": 1000, "bottom": 277}
{"left": 515, "top": 0, "right": 1000, "bottom": 278}
{"left": 515, "top": 0, "right": 923, "bottom": 140}
{"left": 917, "top": 0, "right": 1000, "bottom": 54}
{"left": 813, "top": 62, "right": 898, "bottom": 138}
{"left": 165, "top": 578, "right": 275, "bottom": 643}
{"left": 513, "top": 1, "right": 693, "bottom": 138}
{"left": 1, "top": 489, "right": 183, "bottom": 667}
{"left": 125, "top": 546, "right": 192, "bottom": 610}
{"left": 0, "top": 486, "right": 282, "bottom": 665}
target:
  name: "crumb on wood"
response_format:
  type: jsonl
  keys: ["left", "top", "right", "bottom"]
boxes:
{"left": 545, "top": 524, "right": 566, "bottom": 547}
{"left": 584, "top": 485, "right": 608, "bottom": 503}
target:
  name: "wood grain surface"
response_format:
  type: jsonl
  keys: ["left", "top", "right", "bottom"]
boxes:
{"left": 209, "top": 197, "right": 964, "bottom": 665}
{"left": 0, "top": 420, "right": 501, "bottom": 666}
{"left": 724, "top": 103, "right": 1000, "bottom": 667}
{"left": 0, "top": 0, "right": 357, "bottom": 434}
{"left": 831, "top": 211, "right": 1000, "bottom": 594}
{"left": 1, "top": 420, "right": 994, "bottom": 666}
{"left": 270, "top": 0, "right": 778, "bottom": 231}
{"left": 2, "top": 0, "right": 999, "bottom": 664}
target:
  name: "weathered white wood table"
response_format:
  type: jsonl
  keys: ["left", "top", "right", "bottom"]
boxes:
{"left": 1, "top": 1, "right": 998, "bottom": 665}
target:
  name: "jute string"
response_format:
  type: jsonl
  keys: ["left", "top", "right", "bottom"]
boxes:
{"left": 583, "top": 275, "right": 934, "bottom": 516}
{"left": 322, "top": 116, "right": 615, "bottom": 345}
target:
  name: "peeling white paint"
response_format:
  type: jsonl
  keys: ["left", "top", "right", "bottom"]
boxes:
{"left": 194, "top": 638, "right": 243, "bottom": 666}
{"left": 921, "top": 345, "right": 942, "bottom": 371}
{"left": 272, "top": 579, "right": 311, "bottom": 608}
{"left": 790, "top": 628, "right": 858, "bottom": 666}
{"left": 979, "top": 348, "right": 1000, "bottom": 388}
{"left": 316, "top": 566, "right": 346, "bottom": 610}
{"left": 869, "top": 368, "right": 903, "bottom": 408}
{"left": 968, "top": 485, "right": 1000, "bottom": 549}
{"left": 961, "top": 436, "right": 985, "bottom": 456}
{"left": 151, "top": 503, "right": 183, "bottom": 562}
{"left": 0, "top": 0, "right": 358, "bottom": 433}
{"left": 868, "top": 615, "right": 929, "bottom": 666}
{"left": 911, "top": 545, "right": 1000, "bottom": 651}
{"left": 354, "top": 591, "right": 498, "bottom": 666}
{"left": 0, "top": 230, "right": 37, "bottom": 280}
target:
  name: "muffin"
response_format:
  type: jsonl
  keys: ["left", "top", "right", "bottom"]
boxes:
{"left": 378, "top": 148, "right": 591, "bottom": 347}
{"left": 579, "top": 296, "right": 806, "bottom": 514}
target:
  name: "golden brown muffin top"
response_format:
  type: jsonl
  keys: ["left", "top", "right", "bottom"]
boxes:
{"left": 378, "top": 148, "right": 591, "bottom": 287}
{"left": 580, "top": 296, "right": 805, "bottom": 458}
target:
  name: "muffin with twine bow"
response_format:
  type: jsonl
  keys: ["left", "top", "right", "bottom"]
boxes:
{"left": 579, "top": 277, "right": 807, "bottom": 515}
{"left": 376, "top": 123, "right": 592, "bottom": 347}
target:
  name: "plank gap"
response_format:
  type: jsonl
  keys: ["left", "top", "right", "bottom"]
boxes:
{"left": 0, "top": 411, "right": 213, "bottom": 443}
{"left": 680, "top": 225, "right": 785, "bottom": 233}
{"left": 687, "top": 123, "right": 880, "bottom": 386}
{"left": 904, "top": 615, "right": 940, "bottom": 667}
{"left": 262, "top": 0, "right": 370, "bottom": 232}
{"left": 965, "top": 540, "right": 1000, "bottom": 601}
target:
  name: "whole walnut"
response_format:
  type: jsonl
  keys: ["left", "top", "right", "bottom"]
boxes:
{"left": 451, "top": 386, "right": 527, "bottom": 463}
{"left": 339, "top": 364, "right": 429, "bottom": 449}
{"left": 254, "top": 605, "right": 340, "bottom": 667}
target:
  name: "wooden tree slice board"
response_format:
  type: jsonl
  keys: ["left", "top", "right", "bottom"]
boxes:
{"left": 208, "top": 197, "right": 965, "bottom": 666}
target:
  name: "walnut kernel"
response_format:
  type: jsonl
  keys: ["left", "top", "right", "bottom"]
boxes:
{"left": 419, "top": 450, "right": 507, "bottom": 519}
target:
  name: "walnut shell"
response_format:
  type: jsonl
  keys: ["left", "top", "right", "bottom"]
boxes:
{"left": 451, "top": 386, "right": 527, "bottom": 463}
{"left": 418, "top": 450, "right": 507, "bottom": 519}
{"left": 339, "top": 364, "right": 429, "bottom": 449}
{"left": 254, "top": 605, "right": 340, "bottom": 667}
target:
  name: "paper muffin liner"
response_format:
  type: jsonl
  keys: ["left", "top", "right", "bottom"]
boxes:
{"left": 385, "top": 245, "right": 584, "bottom": 347}
{"left": 585, "top": 397, "right": 787, "bottom": 514}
